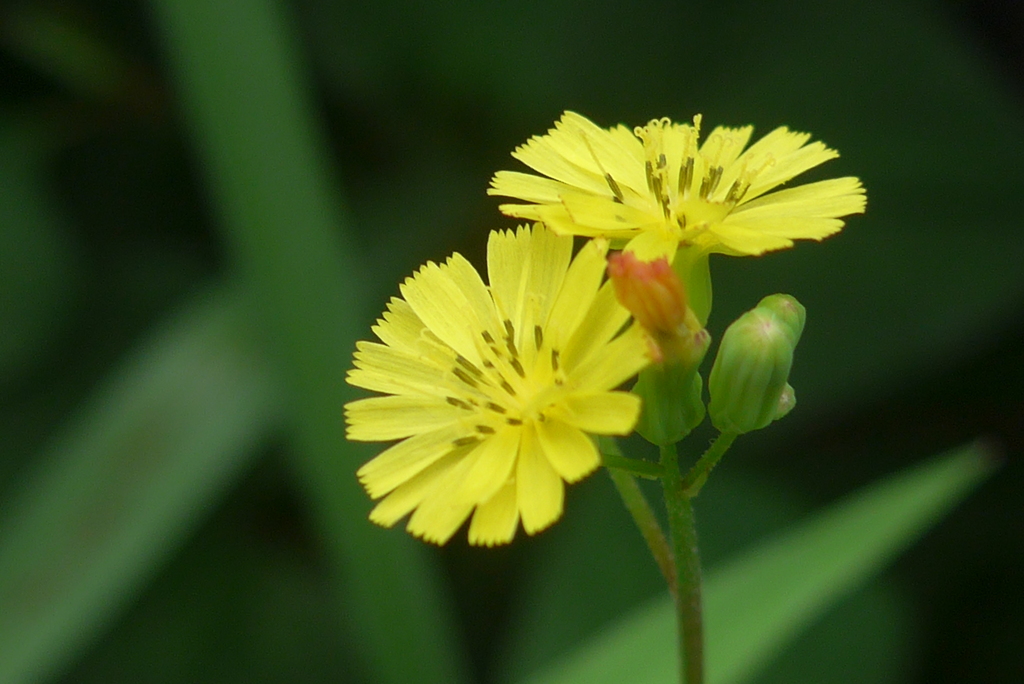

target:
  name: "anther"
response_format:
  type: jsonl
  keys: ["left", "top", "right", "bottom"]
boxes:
{"left": 551, "top": 349, "right": 560, "bottom": 371}
{"left": 701, "top": 165, "right": 724, "bottom": 200}
{"left": 452, "top": 436, "right": 481, "bottom": 448}
{"left": 506, "top": 417, "right": 523, "bottom": 426}
{"left": 679, "top": 157, "right": 694, "bottom": 198}
{"left": 500, "top": 379, "right": 517, "bottom": 396}
{"left": 455, "top": 354, "right": 484, "bottom": 378}
{"left": 446, "top": 396, "right": 472, "bottom": 410}
{"left": 534, "top": 325, "right": 543, "bottom": 349}
{"left": 486, "top": 402, "right": 507, "bottom": 414}
{"left": 510, "top": 357, "right": 526, "bottom": 378}
{"left": 453, "top": 367, "right": 479, "bottom": 388}
{"left": 476, "top": 425, "right": 496, "bottom": 434}
{"left": 605, "top": 173, "right": 624, "bottom": 203}
{"left": 725, "top": 179, "right": 748, "bottom": 204}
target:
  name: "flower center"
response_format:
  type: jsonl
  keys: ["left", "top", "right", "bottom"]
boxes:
{"left": 444, "top": 319, "right": 569, "bottom": 440}
{"left": 630, "top": 116, "right": 775, "bottom": 245}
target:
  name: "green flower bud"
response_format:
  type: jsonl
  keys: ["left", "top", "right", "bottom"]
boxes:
{"left": 633, "top": 339, "right": 710, "bottom": 445}
{"left": 708, "top": 296, "right": 805, "bottom": 434}
{"left": 774, "top": 383, "right": 796, "bottom": 421}
{"left": 756, "top": 294, "right": 805, "bottom": 345}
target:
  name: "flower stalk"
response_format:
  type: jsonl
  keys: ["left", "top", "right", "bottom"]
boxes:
{"left": 661, "top": 442, "right": 705, "bottom": 684}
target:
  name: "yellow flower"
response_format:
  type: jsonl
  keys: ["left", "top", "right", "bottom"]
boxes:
{"left": 346, "top": 224, "right": 651, "bottom": 546}
{"left": 489, "top": 111, "right": 866, "bottom": 261}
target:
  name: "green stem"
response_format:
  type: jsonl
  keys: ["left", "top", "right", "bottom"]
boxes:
{"left": 607, "top": 469, "right": 676, "bottom": 590}
{"left": 601, "top": 450, "right": 664, "bottom": 480}
{"left": 682, "top": 432, "right": 738, "bottom": 496}
{"left": 599, "top": 437, "right": 674, "bottom": 588}
{"left": 661, "top": 442, "right": 704, "bottom": 684}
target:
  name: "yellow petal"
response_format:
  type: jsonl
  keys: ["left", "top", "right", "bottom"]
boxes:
{"left": 369, "top": 451, "right": 462, "bottom": 527}
{"left": 444, "top": 252, "right": 504, "bottom": 334}
{"left": 371, "top": 297, "right": 424, "bottom": 353}
{"left": 456, "top": 426, "right": 520, "bottom": 506}
{"left": 400, "top": 260, "right": 485, "bottom": 365}
{"left": 560, "top": 192, "right": 659, "bottom": 233}
{"left": 349, "top": 341, "right": 450, "bottom": 393}
{"left": 700, "top": 125, "right": 754, "bottom": 169}
{"left": 706, "top": 224, "right": 797, "bottom": 256}
{"left": 739, "top": 130, "right": 840, "bottom": 201}
{"left": 345, "top": 395, "right": 465, "bottom": 441}
{"left": 512, "top": 124, "right": 608, "bottom": 195}
{"left": 489, "top": 170, "right": 577, "bottom": 203}
{"left": 468, "top": 481, "right": 520, "bottom": 546}
{"left": 516, "top": 425, "right": 564, "bottom": 534}
{"left": 356, "top": 425, "right": 466, "bottom": 498}
{"left": 406, "top": 454, "right": 477, "bottom": 544}
{"left": 561, "top": 283, "right": 632, "bottom": 372}
{"left": 348, "top": 341, "right": 450, "bottom": 396}
{"left": 569, "top": 324, "right": 651, "bottom": 392}
{"left": 535, "top": 419, "right": 601, "bottom": 483}
{"left": 524, "top": 223, "right": 573, "bottom": 335}
{"left": 735, "top": 177, "right": 866, "bottom": 218}
{"left": 545, "top": 237, "right": 608, "bottom": 348}
{"left": 487, "top": 225, "right": 528, "bottom": 322}
{"left": 624, "top": 228, "right": 680, "bottom": 261}
{"left": 495, "top": 202, "right": 548, "bottom": 222}
{"left": 557, "top": 112, "right": 648, "bottom": 195}
{"left": 552, "top": 391, "right": 641, "bottom": 435}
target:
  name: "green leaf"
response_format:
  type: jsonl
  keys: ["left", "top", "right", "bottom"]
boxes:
{"left": 146, "top": 0, "right": 470, "bottom": 682}
{"left": 0, "top": 288, "right": 280, "bottom": 684}
{"left": 518, "top": 443, "right": 994, "bottom": 684}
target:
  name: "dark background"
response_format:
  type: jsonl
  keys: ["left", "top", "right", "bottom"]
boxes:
{"left": 1, "top": 0, "right": 1022, "bottom": 682}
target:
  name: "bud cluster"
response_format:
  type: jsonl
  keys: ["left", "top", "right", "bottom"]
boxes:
{"left": 608, "top": 251, "right": 806, "bottom": 443}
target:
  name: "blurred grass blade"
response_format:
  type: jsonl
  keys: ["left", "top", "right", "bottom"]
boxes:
{"left": 0, "top": 287, "right": 280, "bottom": 684}
{"left": 147, "top": 1, "right": 469, "bottom": 683}
{"left": 521, "top": 443, "right": 995, "bottom": 684}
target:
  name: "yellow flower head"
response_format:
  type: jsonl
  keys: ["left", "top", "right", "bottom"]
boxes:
{"left": 489, "top": 111, "right": 866, "bottom": 261}
{"left": 346, "top": 223, "right": 651, "bottom": 546}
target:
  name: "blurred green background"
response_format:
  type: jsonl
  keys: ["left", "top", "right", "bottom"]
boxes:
{"left": 1, "top": 0, "right": 1022, "bottom": 682}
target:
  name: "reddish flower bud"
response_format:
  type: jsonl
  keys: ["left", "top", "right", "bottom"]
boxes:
{"left": 607, "top": 251, "right": 705, "bottom": 365}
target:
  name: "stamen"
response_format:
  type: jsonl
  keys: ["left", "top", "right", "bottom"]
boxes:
{"left": 452, "top": 435, "right": 481, "bottom": 447}
{"left": 500, "top": 379, "right": 517, "bottom": 396}
{"left": 486, "top": 402, "right": 507, "bottom": 413}
{"left": 605, "top": 173, "right": 624, "bottom": 203}
{"left": 645, "top": 160, "right": 654, "bottom": 193}
{"left": 510, "top": 357, "right": 526, "bottom": 378}
{"left": 700, "top": 165, "right": 724, "bottom": 200}
{"left": 446, "top": 396, "right": 472, "bottom": 410}
{"left": 475, "top": 425, "right": 496, "bottom": 434}
{"left": 506, "top": 417, "right": 523, "bottom": 426}
{"left": 503, "top": 320, "right": 519, "bottom": 358}
{"left": 455, "top": 354, "right": 484, "bottom": 379}
{"left": 453, "top": 367, "right": 479, "bottom": 388}
{"left": 534, "top": 325, "right": 544, "bottom": 349}
{"left": 678, "top": 157, "right": 694, "bottom": 198}
{"left": 725, "top": 179, "right": 748, "bottom": 204}
{"left": 551, "top": 349, "right": 560, "bottom": 371}
{"left": 481, "top": 330, "right": 496, "bottom": 344}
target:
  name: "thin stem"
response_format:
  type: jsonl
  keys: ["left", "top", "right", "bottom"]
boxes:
{"left": 601, "top": 450, "right": 664, "bottom": 480}
{"left": 661, "top": 442, "right": 704, "bottom": 684}
{"left": 682, "top": 432, "right": 738, "bottom": 496}
{"left": 607, "top": 469, "right": 676, "bottom": 591}
{"left": 599, "top": 437, "right": 675, "bottom": 588}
